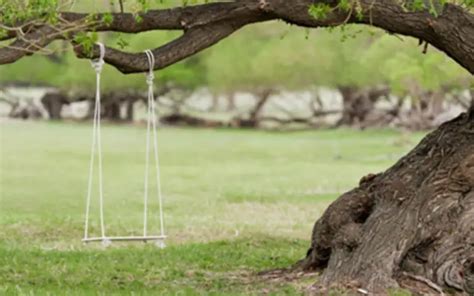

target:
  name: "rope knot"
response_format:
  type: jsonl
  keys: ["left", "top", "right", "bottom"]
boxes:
{"left": 91, "top": 59, "right": 105, "bottom": 74}
{"left": 90, "top": 42, "right": 106, "bottom": 74}
{"left": 146, "top": 73, "right": 154, "bottom": 86}
{"left": 144, "top": 50, "right": 155, "bottom": 87}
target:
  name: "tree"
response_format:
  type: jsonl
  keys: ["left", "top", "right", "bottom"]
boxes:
{"left": 1, "top": 0, "right": 473, "bottom": 294}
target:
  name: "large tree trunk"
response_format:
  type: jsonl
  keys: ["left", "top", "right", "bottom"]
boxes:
{"left": 299, "top": 111, "right": 474, "bottom": 294}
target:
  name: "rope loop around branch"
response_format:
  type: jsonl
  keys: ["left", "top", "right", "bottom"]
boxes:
{"left": 144, "top": 50, "right": 155, "bottom": 86}
{"left": 90, "top": 42, "right": 106, "bottom": 74}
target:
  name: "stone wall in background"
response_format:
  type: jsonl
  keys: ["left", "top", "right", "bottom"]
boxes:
{"left": 0, "top": 85, "right": 470, "bottom": 130}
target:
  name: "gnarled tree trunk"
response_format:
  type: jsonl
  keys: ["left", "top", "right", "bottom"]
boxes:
{"left": 299, "top": 111, "right": 474, "bottom": 294}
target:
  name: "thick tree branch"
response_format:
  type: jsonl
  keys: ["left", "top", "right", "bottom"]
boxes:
{"left": 64, "top": 2, "right": 259, "bottom": 32}
{"left": 73, "top": 3, "right": 273, "bottom": 73}
{"left": 1, "top": 1, "right": 273, "bottom": 72}
{"left": 1, "top": 0, "right": 473, "bottom": 74}
{"left": 1, "top": 2, "right": 260, "bottom": 40}
{"left": 266, "top": 0, "right": 474, "bottom": 73}
{"left": 0, "top": 26, "right": 58, "bottom": 64}
{"left": 74, "top": 23, "right": 248, "bottom": 73}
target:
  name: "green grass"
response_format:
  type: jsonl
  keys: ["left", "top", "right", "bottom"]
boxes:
{"left": 0, "top": 121, "right": 424, "bottom": 295}
{"left": 0, "top": 238, "right": 308, "bottom": 295}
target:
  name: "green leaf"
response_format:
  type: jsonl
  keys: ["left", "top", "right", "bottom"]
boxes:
{"left": 73, "top": 32, "right": 96, "bottom": 57}
{"left": 102, "top": 13, "right": 114, "bottom": 26}
{"left": 116, "top": 36, "right": 130, "bottom": 49}
{"left": 308, "top": 3, "right": 332, "bottom": 20}
{"left": 338, "top": 0, "right": 352, "bottom": 12}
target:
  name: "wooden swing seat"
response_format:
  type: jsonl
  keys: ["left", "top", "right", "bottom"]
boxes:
{"left": 82, "top": 235, "right": 166, "bottom": 243}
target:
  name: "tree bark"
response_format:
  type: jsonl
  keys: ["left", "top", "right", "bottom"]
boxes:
{"left": 299, "top": 111, "right": 474, "bottom": 294}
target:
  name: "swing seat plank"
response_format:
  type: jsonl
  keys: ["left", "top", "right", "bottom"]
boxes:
{"left": 83, "top": 235, "right": 166, "bottom": 243}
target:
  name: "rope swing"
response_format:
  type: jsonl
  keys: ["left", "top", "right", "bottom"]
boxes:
{"left": 83, "top": 43, "right": 166, "bottom": 248}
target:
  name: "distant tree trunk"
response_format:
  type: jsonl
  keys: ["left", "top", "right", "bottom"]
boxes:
{"left": 102, "top": 92, "right": 123, "bottom": 121}
{"left": 85, "top": 99, "right": 95, "bottom": 120}
{"left": 337, "top": 86, "right": 389, "bottom": 127}
{"left": 78, "top": 91, "right": 147, "bottom": 122}
{"left": 337, "top": 86, "right": 359, "bottom": 126}
{"left": 107, "top": 102, "right": 122, "bottom": 121}
{"left": 209, "top": 93, "right": 219, "bottom": 112}
{"left": 41, "top": 92, "right": 68, "bottom": 120}
{"left": 125, "top": 99, "right": 134, "bottom": 122}
{"left": 249, "top": 89, "right": 273, "bottom": 121}
{"left": 226, "top": 92, "right": 236, "bottom": 112}
{"left": 299, "top": 111, "right": 474, "bottom": 294}
{"left": 401, "top": 90, "right": 450, "bottom": 130}
{"left": 233, "top": 88, "right": 274, "bottom": 128}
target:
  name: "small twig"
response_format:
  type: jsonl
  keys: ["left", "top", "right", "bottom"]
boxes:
{"left": 119, "top": 0, "right": 125, "bottom": 13}
{"left": 422, "top": 41, "right": 429, "bottom": 54}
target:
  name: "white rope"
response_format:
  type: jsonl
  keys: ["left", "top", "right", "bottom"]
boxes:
{"left": 142, "top": 52, "right": 152, "bottom": 237}
{"left": 143, "top": 50, "right": 166, "bottom": 245}
{"left": 84, "top": 42, "right": 106, "bottom": 242}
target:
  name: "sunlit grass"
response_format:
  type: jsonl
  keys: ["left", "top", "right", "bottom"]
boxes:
{"left": 0, "top": 121, "right": 424, "bottom": 294}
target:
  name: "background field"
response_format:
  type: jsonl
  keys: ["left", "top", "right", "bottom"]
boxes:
{"left": 0, "top": 121, "right": 424, "bottom": 295}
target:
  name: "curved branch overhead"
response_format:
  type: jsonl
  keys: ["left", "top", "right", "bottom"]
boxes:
{"left": 0, "top": 0, "right": 473, "bottom": 74}
{"left": 73, "top": 2, "right": 273, "bottom": 73}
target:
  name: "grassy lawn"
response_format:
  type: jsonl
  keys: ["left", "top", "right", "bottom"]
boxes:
{"left": 0, "top": 121, "right": 425, "bottom": 295}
